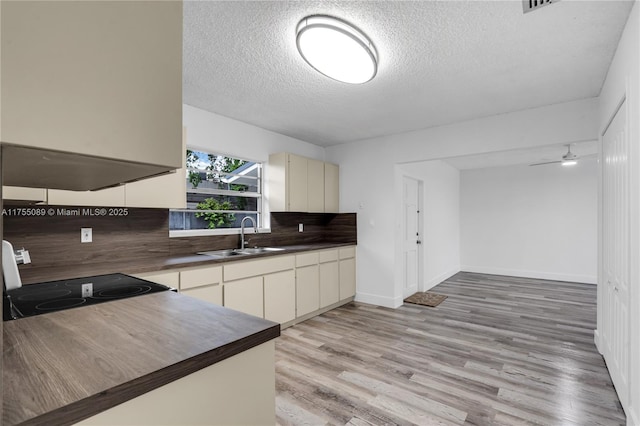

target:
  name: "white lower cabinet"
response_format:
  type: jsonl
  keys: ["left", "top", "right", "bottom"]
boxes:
{"left": 319, "top": 259, "right": 339, "bottom": 308}
{"left": 296, "top": 264, "right": 320, "bottom": 317}
{"left": 132, "top": 246, "right": 355, "bottom": 327}
{"left": 295, "top": 251, "right": 320, "bottom": 318}
{"left": 179, "top": 265, "right": 223, "bottom": 306}
{"left": 339, "top": 247, "right": 357, "bottom": 300}
{"left": 224, "top": 276, "right": 264, "bottom": 318}
{"left": 264, "top": 270, "right": 296, "bottom": 324}
{"left": 223, "top": 255, "right": 295, "bottom": 320}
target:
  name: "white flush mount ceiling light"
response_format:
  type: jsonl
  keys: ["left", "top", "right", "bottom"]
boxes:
{"left": 296, "top": 15, "right": 378, "bottom": 84}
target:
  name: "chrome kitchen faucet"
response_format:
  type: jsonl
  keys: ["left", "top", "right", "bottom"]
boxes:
{"left": 240, "top": 216, "right": 257, "bottom": 250}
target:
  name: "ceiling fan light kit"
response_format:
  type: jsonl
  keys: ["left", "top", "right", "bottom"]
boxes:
{"left": 296, "top": 15, "right": 378, "bottom": 84}
{"left": 530, "top": 144, "right": 584, "bottom": 167}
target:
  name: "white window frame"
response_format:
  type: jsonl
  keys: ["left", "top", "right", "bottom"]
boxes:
{"left": 169, "top": 151, "right": 269, "bottom": 238}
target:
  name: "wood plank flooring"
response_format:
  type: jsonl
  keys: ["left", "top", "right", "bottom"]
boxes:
{"left": 275, "top": 272, "right": 626, "bottom": 425}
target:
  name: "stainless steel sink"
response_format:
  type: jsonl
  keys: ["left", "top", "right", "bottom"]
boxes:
{"left": 238, "top": 247, "right": 285, "bottom": 254}
{"left": 197, "top": 247, "right": 285, "bottom": 258}
{"left": 197, "top": 249, "right": 247, "bottom": 258}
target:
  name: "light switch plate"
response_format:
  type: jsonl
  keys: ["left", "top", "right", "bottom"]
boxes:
{"left": 81, "top": 228, "right": 92, "bottom": 243}
{"left": 298, "top": 223, "right": 304, "bottom": 233}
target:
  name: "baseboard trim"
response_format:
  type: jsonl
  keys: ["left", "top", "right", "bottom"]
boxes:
{"left": 461, "top": 266, "right": 597, "bottom": 284}
{"left": 627, "top": 406, "right": 639, "bottom": 426}
{"left": 283, "top": 297, "right": 354, "bottom": 329}
{"left": 593, "top": 329, "right": 603, "bottom": 354}
{"left": 424, "top": 267, "right": 461, "bottom": 291}
{"left": 355, "top": 292, "right": 401, "bottom": 309}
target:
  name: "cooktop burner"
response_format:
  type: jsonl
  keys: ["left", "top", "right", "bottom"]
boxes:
{"left": 4, "top": 273, "right": 172, "bottom": 320}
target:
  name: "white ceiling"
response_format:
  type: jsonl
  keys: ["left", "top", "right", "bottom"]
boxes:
{"left": 441, "top": 140, "right": 598, "bottom": 170}
{"left": 183, "top": 1, "right": 634, "bottom": 147}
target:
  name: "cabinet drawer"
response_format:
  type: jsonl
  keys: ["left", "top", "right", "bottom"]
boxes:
{"left": 181, "top": 285, "right": 223, "bottom": 306}
{"left": 318, "top": 250, "right": 338, "bottom": 263}
{"left": 296, "top": 251, "right": 319, "bottom": 267}
{"left": 133, "top": 271, "right": 180, "bottom": 288}
{"left": 180, "top": 266, "right": 222, "bottom": 290}
{"left": 339, "top": 246, "right": 356, "bottom": 259}
{"left": 224, "top": 255, "right": 294, "bottom": 282}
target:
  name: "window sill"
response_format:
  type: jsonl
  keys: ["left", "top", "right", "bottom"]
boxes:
{"left": 169, "top": 228, "right": 271, "bottom": 238}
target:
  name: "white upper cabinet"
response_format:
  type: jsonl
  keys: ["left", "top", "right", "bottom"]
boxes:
{"left": 307, "top": 159, "right": 325, "bottom": 213}
{"left": 1, "top": 1, "right": 183, "bottom": 191}
{"left": 268, "top": 153, "right": 339, "bottom": 213}
{"left": 5, "top": 128, "right": 187, "bottom": 209}
{"left": 324, "top": 162, "right": 339, "bottom": 213}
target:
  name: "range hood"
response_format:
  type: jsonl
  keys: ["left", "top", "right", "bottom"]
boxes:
{"left": 1, "top": 145, "right": 175, "bottom": 191}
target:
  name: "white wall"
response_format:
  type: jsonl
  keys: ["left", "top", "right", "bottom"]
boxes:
{"left": 326, "top": 98, "right": 599, "bottom": 308}
{"left": 183, "top": 104, "right": 324, "bottom": 163}
{"left": 596, "top": 3, "right": 639, "bottom": 425}
{"left": 460, "top": 159, "right": 598, "bottom": 284}
{"left": 399, "top": 161, "right": 460, "bottom": 291}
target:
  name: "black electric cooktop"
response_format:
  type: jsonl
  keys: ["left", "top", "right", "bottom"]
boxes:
{"left": 3, "top": 273, "right": 172, "bottom": 320}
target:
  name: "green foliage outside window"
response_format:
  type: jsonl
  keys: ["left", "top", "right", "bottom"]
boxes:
{"left": 188, "top": 153, "right": 249, "bottom": 229}
{"left": 194, "top": 198, "right": 235, "bottom": 229}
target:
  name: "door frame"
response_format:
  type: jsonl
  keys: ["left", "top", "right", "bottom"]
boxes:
{"left": 401, "top": 175, "right": 423, "bottom": 298}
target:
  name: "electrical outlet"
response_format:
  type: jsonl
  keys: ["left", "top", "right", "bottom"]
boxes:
{"left": 298, "top": 223, "right": 304, "bottom": 233}
{"left": 81, "top": 283, "right": 93, "bottom": 298}
{"left": 81, "top": 228, "right": 92, "bottom": 243}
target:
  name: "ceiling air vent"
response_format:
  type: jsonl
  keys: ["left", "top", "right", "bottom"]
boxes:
{"left": 523, "top": 0, "right": 558, "bottom": 14}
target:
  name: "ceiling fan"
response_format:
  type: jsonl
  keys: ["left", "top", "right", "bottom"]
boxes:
{"left": 529, "top": 144, "right": 589, "bottom": 167}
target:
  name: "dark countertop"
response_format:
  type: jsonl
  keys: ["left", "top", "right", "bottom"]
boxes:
{"left": 2, "top": 291, "right": 280, "bottom": 426}
{"left": 19, "top": 242, "right": 355, "bottom": 285}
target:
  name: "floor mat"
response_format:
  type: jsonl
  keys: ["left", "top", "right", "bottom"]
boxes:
{"left": 404, "top": 292, "right": 448, "bottom": 307}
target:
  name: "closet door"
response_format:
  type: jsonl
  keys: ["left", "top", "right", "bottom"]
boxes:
{"left": 602, "top": 99, "right": 629, "bottom": 407}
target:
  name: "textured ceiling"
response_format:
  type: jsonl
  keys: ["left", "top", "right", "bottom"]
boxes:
{"left": 183, "top": 1, "right": 634, "bottom": 147}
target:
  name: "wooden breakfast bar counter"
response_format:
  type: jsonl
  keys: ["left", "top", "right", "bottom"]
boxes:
{"left": 3, "top": 291, "right": 280, "bottom": 425}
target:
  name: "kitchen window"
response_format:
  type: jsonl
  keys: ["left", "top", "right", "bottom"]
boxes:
{"left": 169, "top": 150, "right": 264, "bottom": 236}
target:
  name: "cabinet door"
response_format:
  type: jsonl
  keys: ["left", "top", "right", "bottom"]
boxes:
{"left": 319, "top": 261, "right": 339, "bottom": 308}
{"left": 296, "top": 264, "right": 320, "bottom": 317}
{"left": 125, "top": 126, "right": 187, "bottom": 209}
{"left": 47, "top": 187, "right": 126, "bottom": 207}
{"left": 264, "top": 270, "right": 296, "bottom": 324}
{"left": 125, "top": 171, "right": 185, "bottom": 208}
{"left": 2, "top": 186, "right": 47, "bottom": 203}
{"left": 181, "top": 285, "right": 223, "bottom": 306}
{"left": 224, "top": 276, "right": 264, "bottom": 318}
{"left": 179, "top": 265, "right": 223, "bottom": 305}
{"left": 288, "top": 154, "right": 308, "bottom": 211}
{"left": 307, "top": 159, "right": 325, "bottom": 213}
{"left": 324, "top": 162, "right": 339, "bottom": 213}
{"left": 1, "top": 1, "right": 182, "bottom": 169}
{"left": 339, "top": 258, "right": 356, "bottom": 300}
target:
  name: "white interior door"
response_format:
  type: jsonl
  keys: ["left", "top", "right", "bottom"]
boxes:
{"left": 602, "top": 99, "right": 629, "bottom": 407}
{"left": 402, "top": 176, "right": 421, "bottom": 297}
